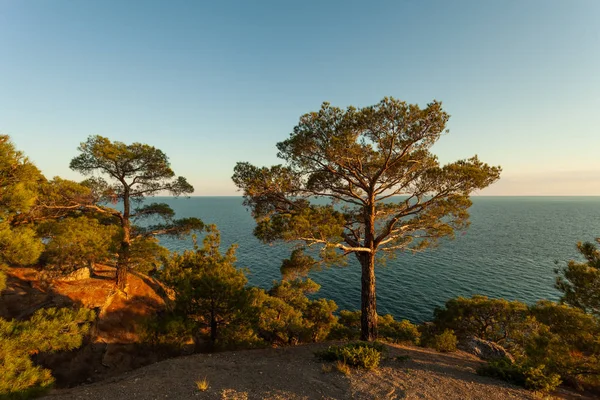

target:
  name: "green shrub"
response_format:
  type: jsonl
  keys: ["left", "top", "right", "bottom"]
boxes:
{"left": 139, "top": 314, "right": 193, "bottom": 351}
{"left": 0, "top": 353, "right": 54, "bottom": 400}
{"left": 327, "top": 310, "right": 361, "bottom": 340}
{"left": 432, "top": 295, "right": 528, "bottom": 343}
{"left": 524, "top": 365, "right": 562, "bottom": 392}
{"left": 477, "top": 357, "right": 526, "bottom": 385}
{"left": 555, "top": 239, "right": 600, "bottom": 318}
{"left": 379, "top": 315, "right": 421, "bottom": 344}
{"left": 38, "top": 216, "right": 119, "bottom": 274}
{"left": 328, "top": 311, "right": 420, "bottom": 345}
{"left": 429, "top": 329, "right": 457, "bottom": 352}
{"left": 315, "top": 341, "right": 385, "bottom": 370}
{"left": 477, "top": 358, "right": 562, "bottom": 392}
{"left": 0, "top": 307, "right": 94, "bottom": 399}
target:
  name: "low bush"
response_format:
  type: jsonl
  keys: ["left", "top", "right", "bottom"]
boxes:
{"left": 328, "top": 311, "right": 420, "bottom": 345}
{"left": 428, "top": 329, "right": 458, "bottom": 352}
{"left": 315, "top": 341, "right": 385, "bottom": 370}
{"left": 432, "top": 295, "right": 529, "bottom": 344}
{"left": 327, "top": 310, "right": 361, "bottom": 340}
{"left": 477, "top": 357, "right": 526, "bottom": 385}
{"left": 477, "top": 358, "right": 562, "bottom": 392}
{"left": 139, "top": 314, "right": 194, "bottom": 351}
{"left": 379, "top": 315, "right": 421, "bottom": 344}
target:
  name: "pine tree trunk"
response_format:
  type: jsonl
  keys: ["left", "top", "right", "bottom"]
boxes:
{"left": 359, "top": 252, "right": 377, "bottom": 341}
{"left": 116, "top": 242, "right": 129, "bottom": 291}
{"left": 359, "top": 198, "right": 378, "bottom": 341}
{"left": 116, "top": 189, "right": 131, "bottom": 291}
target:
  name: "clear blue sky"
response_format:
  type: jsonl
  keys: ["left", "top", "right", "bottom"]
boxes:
{"left": 1, "top": 0, "right": 599, "bottom": 195}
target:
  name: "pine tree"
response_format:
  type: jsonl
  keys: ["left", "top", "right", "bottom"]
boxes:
{"left": 160, "top": 226, "right": 252, "bottom": 349}
{"left": 556, "top": 239, "right": 600, "bottom": 317}
{"left": 233, "top": 97, "right": 501, "bottom": 340}
{"left": 69, "top": 136, "right": 203, "bottom": 290}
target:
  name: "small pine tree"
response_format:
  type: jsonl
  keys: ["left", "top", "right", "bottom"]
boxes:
{"left": 262, "top": 278, "right": 338, "bottom": 343}
{"left": 555, "top": 239, "right": 600, "bottom": 317}
{"left": 160, "top": 226, "right": 254, "bottom": 349}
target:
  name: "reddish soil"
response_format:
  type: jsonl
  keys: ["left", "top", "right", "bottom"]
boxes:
{"left": 1, "top": 266, "right": 176, "bottom": 385}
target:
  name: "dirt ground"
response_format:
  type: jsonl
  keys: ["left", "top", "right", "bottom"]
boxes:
{"left": 43, "top": 342, "right": 549, "bottom": 400}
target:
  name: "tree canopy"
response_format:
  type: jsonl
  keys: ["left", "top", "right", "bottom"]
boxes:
{"left": 233, "top": 97, "right": 501, "bottom": 340}
{"left": 0, "top": 135, "right": 45, "bottom": 266}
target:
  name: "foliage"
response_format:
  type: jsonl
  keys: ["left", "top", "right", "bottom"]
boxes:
{"left": 233, "top": 97, "right": 501, "bottom": 340}
{"left": 0, "top": 137, "right": 91, "bottom": 398}
{"left": 329, "top": 310, "right": 419, "bottom": 344}
{"left": 328, "top": 310, "right": 361, "bottom": 340}
{"left": 555, "top": 239, "right": 600, "bottom": 317}
{"left": 0, "top": 136, "right": 42, "bottom": 220}
{"left": 303, "top": 298, "right": 339, "bottom": 342}
{"left": 156, "top": 227, "right": 338, "bottom": 350}
{"left": 427, "top": 329, "right": 458, "bottom": 352}
{"left": 315, "top": 341, "right": 385, "bottom": 370}
{"left": 0, "top": 307, "right": 95, "bottom": 399}
{"left": 251, "top": 289, "right": 305, "bottom": 346}
{"left": 128, "top": 237, "right": 170, "bottom": 275}
{"left": 31, "top": 177, "right": 95, "bottom": 222}
{"left": 138, "top": 314, "right": 193, "bottom": 351}
{"left": 437, "top": 295, "right": 600, "bottom": 390}
{"left": 0, "top": 226, "right": 43, "bottom": 266}
{"left": 433, "top": 295, "right": 529, "bottom": 344}
{"left": 477, "top": 358, "right": 562, "bottom": 392}
{"left": 263, "top": 278, "right": 338, "bottom": 343}
{"left": 0, "top": 136, "right": 44, "bottom": 266}
{"left": 250, "top": 279, "right": 338, "bottom": 346}
{"left": 70, "top": 135, "right": 203, "bottom": 289}
{"left": 39, "top": 216, "right": 119, "bottom": 273}
{"left": 523, "top": 301, "right": 600, "bottom": 383}
{"left": 378, "top": 315, "right": 421, "bottom": 344}
{"left": 160, "top": 227, "right": 255, "bottom": 349}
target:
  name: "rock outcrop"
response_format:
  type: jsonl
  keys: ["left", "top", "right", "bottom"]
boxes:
{"left": 59, "top": 267, "right": 91, "bottom": 282}
{"left": 459, "top": 336, "right": 514, "bottom": 362}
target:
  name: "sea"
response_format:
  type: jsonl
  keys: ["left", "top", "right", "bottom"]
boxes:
{"left": 155, "top": 196, "right": 599, "bottom": 323}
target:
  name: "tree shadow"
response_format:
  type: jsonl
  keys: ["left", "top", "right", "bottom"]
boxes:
{"left": 0, "top": 270, "right": 78, "bottom": 320}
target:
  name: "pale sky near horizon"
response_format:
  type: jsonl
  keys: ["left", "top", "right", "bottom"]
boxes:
{"left": 1, "top": 0, "right": 599, "bottom": 196}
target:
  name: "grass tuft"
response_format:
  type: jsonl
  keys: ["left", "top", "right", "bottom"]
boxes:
{"left": 196, "top": 377, "right": 209, "bottom": 392}
{"left": 335, "top": 360, "right": 351, "bottom": 376}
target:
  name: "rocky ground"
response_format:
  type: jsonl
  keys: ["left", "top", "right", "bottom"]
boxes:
{"left": 42, "top": 342, "right": 563, "bottom": 400}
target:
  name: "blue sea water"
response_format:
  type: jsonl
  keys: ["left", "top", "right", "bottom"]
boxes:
{"left": 156, "top": 196, "right": 599, "bottom": 323}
